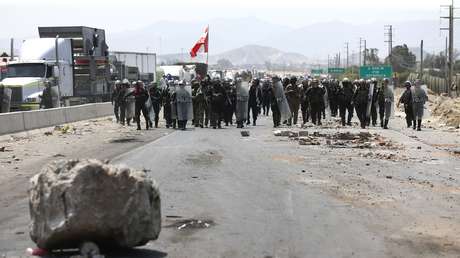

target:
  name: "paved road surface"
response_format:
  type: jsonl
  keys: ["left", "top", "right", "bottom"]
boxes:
{"left": 112, "top": 115, "right": 460, "bottom": 258}
{"left": 1, "top": 115, "right": 460, "bottom": 258}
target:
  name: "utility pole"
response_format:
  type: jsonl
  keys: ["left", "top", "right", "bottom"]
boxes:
{"left": 338, "top": 52, "right": 341, "bottom": 67}
{"left": 363, "top": 40, "right": 367, "bottom": 66}
{"left": 420, "top": 40, "right": 424, "bottom": 78}
{"left": 359, "top": 38, "right": 362, "bottom": 66}
{"left": 10, "top": 38, "right": 14, "bottom": 61}
{"left": 345, "top": 42, "right": 349, "bottom": 69}
{"left": 445, "top": 37, "right": 449, "bottom": 93}
{"left": 359, "top": 38, "right": 366, "bottom": 66}
{"left": 440, "top": 0, "right": 458, "bottom": 96}
{"left": 384, "top": 25, "right": 393, "bottom": 65}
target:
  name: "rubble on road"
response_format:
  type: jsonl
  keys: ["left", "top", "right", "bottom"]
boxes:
{"left": 360, "top": 151, "right": 408, "bottom": 161}
{"left": 275, "top": 129, "right": 401, "bottom": 150}
{"left": 299, "top": 137, "right": 321, "bottom": 145}
{"left": 29, "top": 159, "right": 161, "bottom": 251}
{"left": 273, "top": 130, "right": 291, "bottom": 137}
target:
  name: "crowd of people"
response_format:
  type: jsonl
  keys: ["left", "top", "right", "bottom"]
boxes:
{"left": 111, "top": 72, "right": 429, "bottom": 132}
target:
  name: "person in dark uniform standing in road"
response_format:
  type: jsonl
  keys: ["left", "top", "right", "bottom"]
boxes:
{"left": 40, "top": 81, "right": 53, "bottom": 109}
{"left": 148, "top": 82, "right": 162, "bottom": 128}
{"left": 306, "top": 79, "right": 325, "bottom": 125}
{"left": 398, "top": 81, "right": 415, "bottom": 129}
{"left": 353, "top": 80, "right": 369, "bottom": 129}
{"left": 247, "top": 78, "right": 262, "bottom": 126}
{"left": 126, "top": 81, "right": 150, "bottom": 130}
{"left": 285, "top": 76, "right": 300, "bottom": 126}
{"left": 337, "top": 78, "right": 355, "bottom": 126}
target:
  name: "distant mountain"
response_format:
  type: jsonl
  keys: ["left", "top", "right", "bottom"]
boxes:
{"left": 213, "top": 45, "right": 309, "bottom": 65}
{"left": 157, "top": 45, "right": 310, "bottom": 66}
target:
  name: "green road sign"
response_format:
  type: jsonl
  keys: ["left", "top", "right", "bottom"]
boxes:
{"left": 328, "top": 67, "right": 345, "bottom": 74}
{"left": 311, "top": 69, "right": 324, "bottom": 75}
{"left": 359, "top": 66, "right": 393, "bottom": 78}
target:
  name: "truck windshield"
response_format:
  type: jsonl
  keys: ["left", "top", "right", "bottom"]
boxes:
{"left": 6, "top": 63, "right": 45, "bottom": 78}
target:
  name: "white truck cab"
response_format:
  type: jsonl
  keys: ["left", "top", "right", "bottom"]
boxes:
{"left": 1, "top": 38, "right": 73, "bottom": 110}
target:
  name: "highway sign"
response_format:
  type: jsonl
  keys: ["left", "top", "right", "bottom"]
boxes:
{"left": 328, "top": 67, "right": 345, "bottom": 74}
{"left": 311, "top": 69, "right": 324, "bottom": 75}
{"left": 359, "top": 66, "right": 393, "bottom": 78}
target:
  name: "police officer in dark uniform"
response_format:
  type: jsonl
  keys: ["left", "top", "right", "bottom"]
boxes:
{"left": 270, "top": 81, "right": 281, "bottom": 128}
{"left": 353, "top": 80, "right": 369, "bottom": 129}
{"left": 126, "top": 81, "right": 150, "bottom": 130}
{"left": 247, "top": 78, "right": 262, "bottom": 126}
{"left": 285, "top": 76, "right": 300, "bottom": 126}
{"left": 306, "top": 79, "right": 325, "bottom": 125}
{"left": 300, "top": 79, "right": 310, "bottom": 125}
{"left": 148, "top": 82, "right": 162, "bottom": 128}
{"left": 337, "top": 78, "right": 355, "bottom": 126}
{"left": 261, "top": 79, "right": 272, "bottom": 116}
{"left": 40, "top": 81, "right": 53, "bottom": 109}
{"left": 208, "top": 79, "right": 227, "bottom": 129}
{"left": 398, "top": 81, "right": 416, "bottom": 129}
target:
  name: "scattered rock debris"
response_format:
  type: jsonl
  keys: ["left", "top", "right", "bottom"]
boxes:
{"left": 241, "top": 131, "right": 250, "bottom": 137}
{"left": 275, "top": 130, "right": 401, "bottom": 150}
{"left": 165, "top": 219, "right": 215, "bottom": 231}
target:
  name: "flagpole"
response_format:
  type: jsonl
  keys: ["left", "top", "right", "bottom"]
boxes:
{"left": 206, "top": 24, "right": 209, "bottom": 66}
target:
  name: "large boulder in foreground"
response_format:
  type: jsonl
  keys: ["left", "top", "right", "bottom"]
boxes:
{"left": 29, "top": 159, "right": 161, "bottom": 250}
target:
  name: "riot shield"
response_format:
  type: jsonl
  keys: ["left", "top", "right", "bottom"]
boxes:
{"left": 51, "top": 86, "right": 60, "bottom": 108}
{"left": 0, "top": 87, "right": 11, "bottom": 113}
{"left": 176, "top": 85, "right": 193, "bottom": 121}
{"left": 273, "top": 78, "right": 292, "bottom": 121}
{"left": 235, "top": 79, "right": 249, "bottom": 121}
{"left": 421, "top": 85, "right": 430, "bottom": 118}
{"left": 159, "top": 78, "right": 168, "bottom": 90}
{"left": 384, "top": 84, "right": 395, "bottom": 118}
{"left": 411, "top": 85, "right": 430, "bottom": 118}
{"left": 366, "top": 82, "right": 375, "bottom": 118}
{"left": 125, "top": 88, "right": 135, "bottom": 120}
{"left": 145, "top": 97, "right": 155, "bottom": 122}
{"left": 170, "top": 85, "right": 177, "bottom": 119}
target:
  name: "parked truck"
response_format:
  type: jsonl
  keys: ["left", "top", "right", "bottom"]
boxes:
{"left": 0, "top": 26, "right": 110, "bottom": 111}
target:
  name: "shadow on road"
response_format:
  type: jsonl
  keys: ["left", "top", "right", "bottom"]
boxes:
{"left": 106, "top": 248, "right": 168, "bottom": 258}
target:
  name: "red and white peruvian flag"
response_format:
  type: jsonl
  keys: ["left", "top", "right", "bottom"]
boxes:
{"left": 190, "top": 26, "right": 209, "bottom": 58}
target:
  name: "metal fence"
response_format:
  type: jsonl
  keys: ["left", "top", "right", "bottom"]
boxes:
{"left": 406, "top": 73, "right": 460, "bottom": 94}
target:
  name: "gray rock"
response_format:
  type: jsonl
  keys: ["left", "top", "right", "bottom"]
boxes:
{"left": 29, "top": 159, "right": 161, "bottom": 250}
{"left": 298, "top": 131, "right": 309, "bottom": 137}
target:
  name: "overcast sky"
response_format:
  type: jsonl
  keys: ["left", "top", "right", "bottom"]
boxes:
{"left": 0, "top": 0, "right": 452, "bottom": 37}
